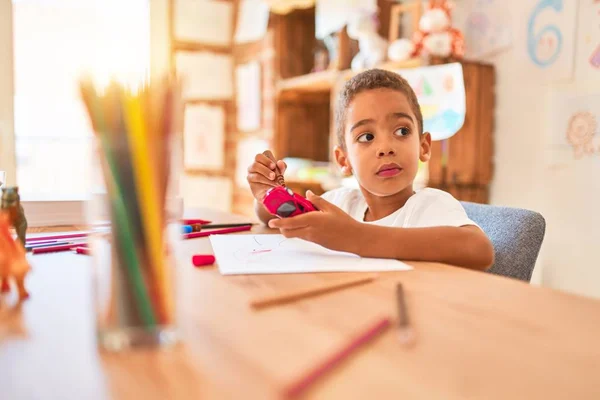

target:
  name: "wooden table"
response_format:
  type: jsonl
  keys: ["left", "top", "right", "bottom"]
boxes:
{"left": 2, "top": 209, "right": 600, "bottom": 399}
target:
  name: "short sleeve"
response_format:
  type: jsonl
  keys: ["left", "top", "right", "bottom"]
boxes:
{"left": 321, "top": 187, "right": 353, "bottom": 208}
{"left": 406, "top": 189, "right": 479, "bottom": 228}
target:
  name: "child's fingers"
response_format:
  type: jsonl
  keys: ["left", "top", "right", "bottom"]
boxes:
{"left": 280, "top": 228, "right": 307, "bottom": 239}
{"left": 268, "top": 214, "right": 311, "bottom": 230}
{"left": 248, "top": 162, "right": 276, "bottom": 180}
{"left": 276, "top": 160, "right": 287, "bottom": 175}
{"left": 247, "top": 172, "right": 277, "bottom": 188}
{"left": 254, "top": 153, "right": 276, "bottom": 169}
{"left": 306, "top": 191, "right": 331, "bottom": 211}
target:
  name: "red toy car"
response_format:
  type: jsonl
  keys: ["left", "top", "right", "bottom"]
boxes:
{"left": 263, "top": 186, "right": 317, "bottom": 218}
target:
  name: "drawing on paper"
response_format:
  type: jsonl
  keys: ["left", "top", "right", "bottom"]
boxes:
{"left": 232, "top": 235, "right": 288, "bottom": 264}
{"left": 566, "top": 111, "right": 598, "bottom": 158}
{"left": 457, "top": 0, "right": 513, "bottom": 59}
{"left": 394, "top": 63, "right": 465, "bottom": 141}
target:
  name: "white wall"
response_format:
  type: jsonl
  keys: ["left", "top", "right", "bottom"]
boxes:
{"left": 468, "top": 1, "right": 600, "bottom": 298}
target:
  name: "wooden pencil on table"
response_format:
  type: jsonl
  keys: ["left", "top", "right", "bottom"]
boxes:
{"left": 396, "top": 282, "right": 415, "bottom": 345}
{"left": 250, "top": 276, "right": 376, "bottom": 310}
{"left": 283, "top": 317, "right": 391, "bottom": 399}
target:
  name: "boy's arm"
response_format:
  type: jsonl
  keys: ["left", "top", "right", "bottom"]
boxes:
{"left": 269, "top": 192, "right": 494, "bottom": 271}
{"left": 351, "top": 224, "right": 494, "bottom": 271}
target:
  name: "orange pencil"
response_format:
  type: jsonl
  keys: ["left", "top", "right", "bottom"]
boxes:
{"left": 250, "top": 276, "right": 376, "bottom": 310}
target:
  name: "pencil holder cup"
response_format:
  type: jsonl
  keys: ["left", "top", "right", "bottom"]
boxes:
{"left": 81, "top": 77, "right": 183, "bottom": 351}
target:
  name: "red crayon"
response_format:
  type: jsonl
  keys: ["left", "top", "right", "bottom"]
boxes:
{"left": 192, "top": 254, "right": 216, "bottom": 267}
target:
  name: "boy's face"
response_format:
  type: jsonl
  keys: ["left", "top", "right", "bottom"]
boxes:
{"left": 335, "top": 88, "right": 431, "bottom": 197}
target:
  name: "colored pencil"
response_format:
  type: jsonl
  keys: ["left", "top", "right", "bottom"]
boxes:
{"left": 32, "top": 243, "right": 82, "bottom": 254}
{"left": 396, "top": 283, "right": 415, "bottom": 345}
{"left": 80, "top": 76, "right": 182, "bottom": 330}
{"left": 283, "top": 317, "right": 391, "bottom": 398}
{"left": 122, "top": 85, "right": 171, "bottom": 322}
{"left": 26, "top": 240, "right": 86, "bottom": 251}
{"left": 182, "top": 224, "right": 252, "bottom": 239}
{"left": 201, "top": 223, "right": 254, "bottom": 230}
{"left": 81, "top": 78, "right": 157, "bottom": 327}
{"left": 25, "top": 240, "right": 59, "bottom": 248}
{"left": 250, "top": 276, "right": 376, "bottom": 310}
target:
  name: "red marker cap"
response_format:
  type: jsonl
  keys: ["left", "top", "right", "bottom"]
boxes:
{"left": 192, "top": 254, "right": 216, "bottom": 267}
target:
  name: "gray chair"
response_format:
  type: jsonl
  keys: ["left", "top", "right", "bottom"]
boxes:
{"left": 461, "top": 202, "right": 546, "bottom": 282}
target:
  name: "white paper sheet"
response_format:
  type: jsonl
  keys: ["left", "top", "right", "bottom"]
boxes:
{"left": 183, "top": 104, "right": 225, "bottom": 171}
{"left": 210, "top": 234, "right": 413, "bottom": 275}
{"left": 173, "top": 0, "right": 232, "bottom": 45}
{"left": 236, "top": 61, "right": 261, "bottom": 131}
{"left": 234, "top": 0, "right": 270, "bottom": 43}
{"left": 175, "top": 52, "right": 233, "bottom": 100}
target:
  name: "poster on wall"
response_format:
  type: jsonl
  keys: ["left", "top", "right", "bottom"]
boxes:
{"left": 315, "top": 0, "right": 377, "bottom": 39}
{"left": 174, "top": 0, "right": 232, "bottom": 45}
{"left": 235, "top": 0, "right": 270, "bottom": 43}
{"left": 453, "top": 0, "right": 513, "bottom": 59}
{"left": 175, "top": 52, "right": 233, "bottom": 100}
{"left": 515, "top": 0, "right": 578, "bottom": 81}
{"left": 574, "top": 0, "right": 600, "bottom": 81}
{"left": 393, "top": 63, "right": 466, "bottom": 141}
{"left": 180, "top": 175, "right": 233, "bottom": 213}
{"left": 549, "top": 90, "right": 600, "bottom": 165}
{"left": 183, "top": 104, "right": 225, "bottom": 171}
{"left": 236, "top": 61, "right": 262, "bottom": 132}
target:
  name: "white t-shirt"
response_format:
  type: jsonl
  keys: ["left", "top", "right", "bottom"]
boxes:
{"left": 321, "top": 187, "right": 478, "bottom": 228}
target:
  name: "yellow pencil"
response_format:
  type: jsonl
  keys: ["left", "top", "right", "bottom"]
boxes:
{"left": 122, "top": 89, "right": 173, "bottom": 323}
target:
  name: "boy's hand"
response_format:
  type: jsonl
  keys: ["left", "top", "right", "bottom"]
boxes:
{"left": 247, "top": 153, "right": 287, "bottom": 201}
{"left": 268, "top": 191, "right": 361, "bottom": 254}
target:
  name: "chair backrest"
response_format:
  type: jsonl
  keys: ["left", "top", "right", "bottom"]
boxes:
{"left": 461, "top": 202, "right": 546, "bottom": 282}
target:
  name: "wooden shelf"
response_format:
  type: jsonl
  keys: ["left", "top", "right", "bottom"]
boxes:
{"left": 277, "top": 69, "right": 338, "bottom": 94}
{"left": 341, "top": 58, "right": 423, "bottom": 79}
{"left": 277, "top": 58, "right": 423, "bottom": 96}
{"left": 172, "top": 40, "right": 230, "bottom": 54}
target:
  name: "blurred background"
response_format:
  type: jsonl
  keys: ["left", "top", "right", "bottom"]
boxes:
{"left": 0, "top": 0, "right": 598, "bottom": 298}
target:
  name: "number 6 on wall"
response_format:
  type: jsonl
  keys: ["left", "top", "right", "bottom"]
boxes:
{"left": 527, "top": 0, "right": 563, "bottom": 67}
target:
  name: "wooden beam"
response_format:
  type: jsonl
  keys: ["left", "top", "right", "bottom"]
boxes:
{"left": 172, "top": 40, "right": 230, "bottom": 54}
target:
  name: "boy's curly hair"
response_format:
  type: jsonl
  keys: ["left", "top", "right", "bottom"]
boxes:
{"left": 335, "top": 69, "right": 423, "bottom": 148}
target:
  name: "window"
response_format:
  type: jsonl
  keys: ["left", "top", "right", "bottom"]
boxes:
{"left": 12, "top": 0, "right": 150, "bottom": 203}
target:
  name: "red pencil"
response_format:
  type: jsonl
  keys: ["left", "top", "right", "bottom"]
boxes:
{"left": 283, "top": 317, "right": 391, "bottom": 399}
{"left": 182, "top": 224, "right": 252, "bottom": 239}
{"left": 32, "top": 243, "right": 82, "bottom": 254}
